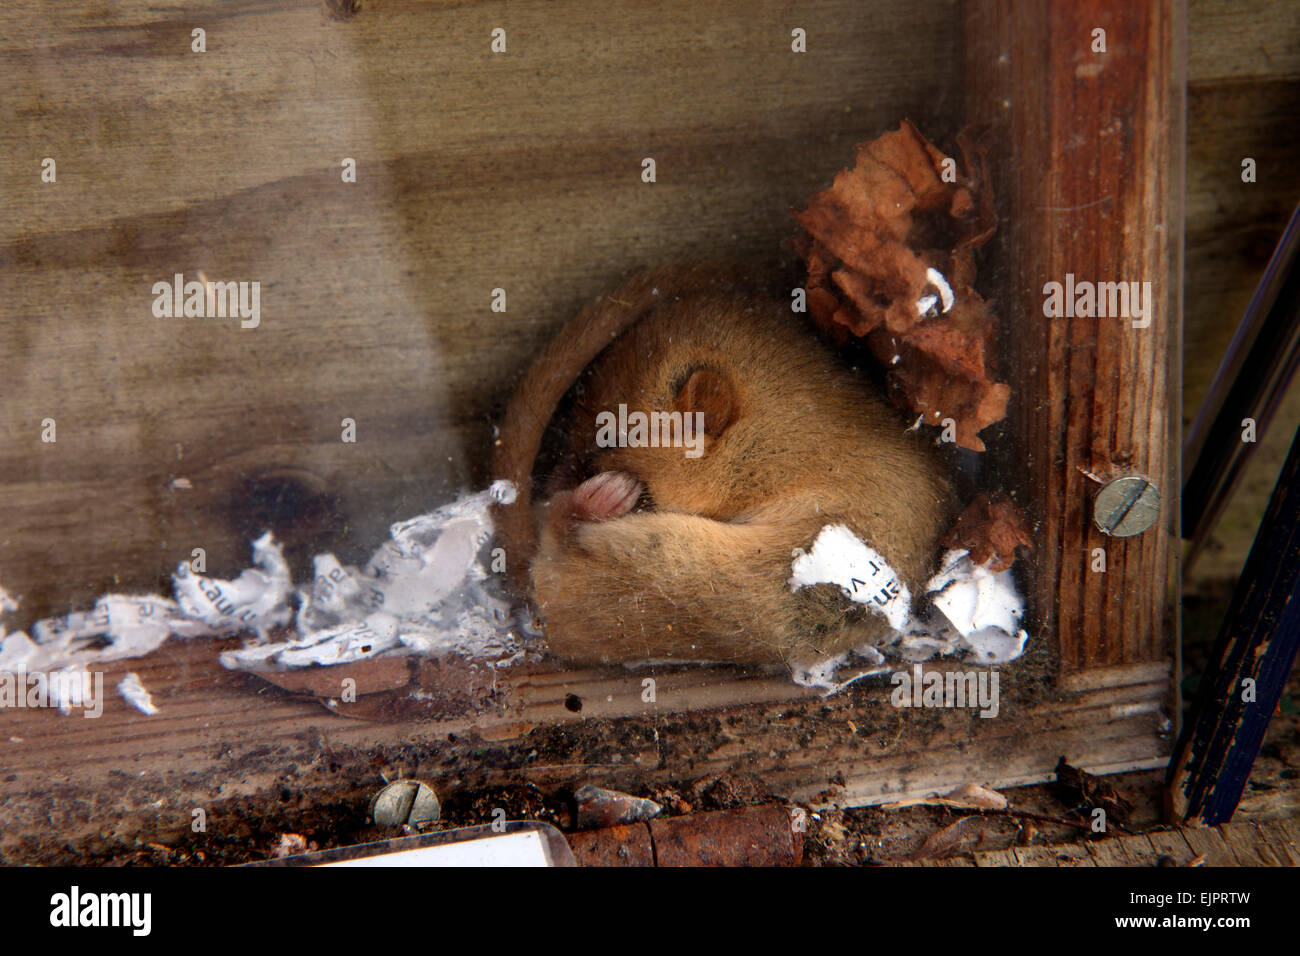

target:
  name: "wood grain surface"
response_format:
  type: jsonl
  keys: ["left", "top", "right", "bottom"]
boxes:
{"left": 0, "top": 0, "right": 962, "bottom": 625}
{"left": 898, "top": 818, "right": 1300, "bottom": 866}
{"left": 964, "top": 0, "right": 1182, "bottom": 673}
{"left": 0, "top": 0, "right": 1242, "bottom": 856}
{"left": 1182, "top": 0, "right": 1300, "bottom": 583}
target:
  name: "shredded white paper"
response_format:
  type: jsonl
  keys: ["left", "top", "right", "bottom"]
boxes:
{"left": 1, "top": 595, "right": 187, "bottom": 675}
{"left": 172, "top": 532, "right": 293, "bottom": 638}
{"left": 1, "top": 490, "right": 1030, "bottom": 706}
{"left": 788, "top": 645, "right": 889, "bottom": 695}
{"left": 924, "top": 548, "right": 1029, "bottom": 664}
{"left": 915, "top": 266, "right": 955, "bottom": 317}
{"left": 48, "top": 664, "right": 95, "bottom": 716}
{"left": 789, "top": 524, "right": 912, "bottom": 631}
{"left": 790, "top": 528, "right": 1030, "bottom": 693}
{"left": 220, "top": 480, "right": 524, "bottom": 671}
{"left": 0, "top": 481, "right": 533, "bottom": 713}
{"left": 118, "top": 672, "right": 160, "bottom": 715}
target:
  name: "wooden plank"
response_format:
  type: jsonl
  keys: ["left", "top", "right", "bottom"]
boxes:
{"left": 932, "top": 821, "right": 1300, "bottom": 867}
{"left": 1237, "top": 822, "right": 1290, "bottom": 866}
{"left": 1182, "top": 76, "right": 1300, "bottom": 583}
{"left": 970, "top": 848, "right": 1017, "bottom": 867}
{"left": 1184, "top": 80, "right": 1300, "bottom": 423}
{"left": 0, "top": 0, "right": 1193, "bottom": 856}
{"left": 1085, "top": 831, "right": 1149, "bottom": 866}
{"left": 1178, "top": 825, "right": 1236, "bottom": 865}
{"left": 1059, "top": 661, "right": 1171, "bottom": 692}
{"left": 0, "top": 629, "right": 1171, "bottom": 855}
{"left": 790, "top": 716, "right": 1169, "bottom": 809}
{"left": 0, "top": 0, "right": 966, "bottom": 238}
{"left": 1188, "top": 0, "right": 1300, "bottom": 83}
{"left": 1274, "top": 819, "right": 1300, "bottom": 865}
{"left": 1181, "top": 1, "right": 1300, "bottom": 583}
{"left": 1145, "top": 827, "right": 1200, "bottom": 864}
{"left": 0, "top": 638, "right": 1164, "bottom": 790}
{"left": 963, "top": 0, "right": 1183, "bottom": 672}
{"left": 1045, "top": 843, "right": 1096, "bottom": 867}
{"left": 0, "top": 0, "right": 962, "bottom": 627}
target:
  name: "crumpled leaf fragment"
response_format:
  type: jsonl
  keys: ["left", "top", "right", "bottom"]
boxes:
{"left": 882, "top": 781, "right": 1009, "bottom": 811}
{"left": 794, "top": 120, "right": 1008, "bottom": 451}
{"left": 938, "top": 782, "right": 1009, "bottom": 811}
{"left": 910, "top": 815, "right": 978, "bottom": 860}
{"left": 939, "top": 494, "right": 1034, "bottom": 573}
{"left": 1053, "top": 756, "right": 1134, "bottom": 827}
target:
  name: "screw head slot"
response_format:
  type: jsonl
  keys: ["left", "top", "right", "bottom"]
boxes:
{"left": 370, "top": 779, "right": 441, "bottom": 827}
{"left": 1093, "top": 476, "right": 1160, "bottom": 537}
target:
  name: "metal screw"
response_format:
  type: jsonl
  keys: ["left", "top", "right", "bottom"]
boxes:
{"left": 1093, "top": 476, "right": 1160, "bottom": 537}
{"left": 370, "top": 779, "right": 441, "bottom": 827}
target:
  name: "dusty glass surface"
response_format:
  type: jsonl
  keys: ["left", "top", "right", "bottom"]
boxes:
{"left": 0, "top": 0, "right": 1181, "bottom": 863}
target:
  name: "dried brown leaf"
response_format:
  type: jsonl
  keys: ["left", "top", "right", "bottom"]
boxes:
{"left": 911, "top": 816, "right": 977, "bottom": 860}
{"left": 1053, "top": 756, "right": 1134, "bottom": 827}
{"left": 940, "top": 782, "right": 1009, "bottom": 811}
{"left": 940, "top": 494, "right": 1034, "bottom": 571}
{"left": 793, "top": 120, "right": 1008, "bottom": 451}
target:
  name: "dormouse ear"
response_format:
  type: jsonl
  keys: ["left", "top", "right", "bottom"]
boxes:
{"left": 673, "top": 368, "right": 735, "bottom": 438}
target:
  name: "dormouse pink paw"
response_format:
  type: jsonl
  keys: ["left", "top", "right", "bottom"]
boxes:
{"left": 572, "top": 471, "right": 643, "bottom": 521}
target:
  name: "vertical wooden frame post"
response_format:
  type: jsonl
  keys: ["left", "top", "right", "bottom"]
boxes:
{"left": 963, "top": 0, "right": 1185, "bottom": 686}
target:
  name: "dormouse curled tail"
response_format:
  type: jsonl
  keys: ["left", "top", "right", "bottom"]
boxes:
{"left": 490, "top": 264, "right": 731, "bottom": 592}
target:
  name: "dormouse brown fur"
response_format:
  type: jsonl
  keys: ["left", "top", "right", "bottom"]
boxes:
{"left": 491, "top": 266, "right": 954, "bottom": 670}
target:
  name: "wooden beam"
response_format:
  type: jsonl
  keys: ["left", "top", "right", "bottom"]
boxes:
{"left": 897, "top": 819, "right": 1300, "bottom": 867}
{"left": 0, "top": 636, "right": 1169, "bottom": 858}
{"left": 0, "top": 0, "right": 964, "bottom": 627}
{"left": 963, "top": 0, "right": 1184, "bottom": 673}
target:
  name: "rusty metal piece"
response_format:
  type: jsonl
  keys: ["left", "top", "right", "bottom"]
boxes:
{"left": 251, "top": 655, "right": 507, "bottom": 722}
{"left": 568, "top": 823, "right": 655, "bottom": 866}
{"left": 370, "top": 779, "right": 441, "bottom": 827}
{"left": 650, "top": 804, "right": 803, "bottom": 866}
{"left": 574, "top": 785, "right": 662, "bottom": 830}
{"left": 255, "top": 655, "right": 414, "bottom": 698}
